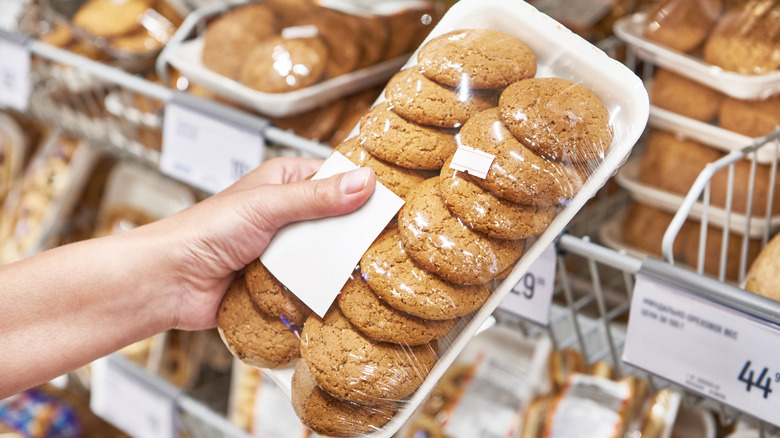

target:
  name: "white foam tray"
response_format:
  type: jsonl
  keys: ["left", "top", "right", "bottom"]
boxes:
{"left": 98, "top": 162, "right": 195, "bottom": 223}
{"left": 164, "top": 36, "right": 409, "bottom": 118}
{"left": 648, "top": 105, "right": 772, "bottom": 163}
{"left": 614, "top": 159, "right": 780, "bottom": 238}
{"left": 257, "top": 0, "right": 649, "bottom": 436}
{"left": 614, "top": 12, "right": 780, "bottom": 100}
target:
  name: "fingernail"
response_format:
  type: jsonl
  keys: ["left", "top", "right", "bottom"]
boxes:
{"left": 339, "top": 167, "right": 371, "bottom": 195}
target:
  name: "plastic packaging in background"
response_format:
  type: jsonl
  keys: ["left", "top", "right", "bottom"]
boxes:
{"left": 398, "top": 325, "right": 552, "bottom": 438}
{"left": 0, "top": 113, "right": 28, "bottom": 208}
{"left": 45, "top": 0, "right": 186, "bottom": 72}
{"left": 217, "top": 0, "right": 648, "bottom": 436}
{"left": 647, "top": 67, "right": 780, "bottom": 163}
{"left": 603, "top": 201, "right": 762, "bottom": 282}
{"left": 92, "top": 161, "right": 194, "bottom": 237}
{"left": 544, "top": 374, "right": 637, "bottom": 437}
{"left": 0, "top": 131, "right": 98, "bottom": 264}
{"left": 164, "top": 0, "right": 441, "bottom": 117}
{"left": 615, "top": 129, "right": 780, "bottom": 236}
{"left": 614, "top": 1, "right": 780, "bottom": 99}
{"left": 227, "top": 359, "right": 314, "bottom": 438}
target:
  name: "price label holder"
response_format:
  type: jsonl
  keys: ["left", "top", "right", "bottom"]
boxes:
{"left": 160, "top": 92, "right": 266, "bottom": 194}
{"left": 0, "top": 30, "right": 30, "bottom": 112}
{"left": 498, "top": 243, "right": 557, "bottom": 326}
{"left": 623, "top": 258, "right": 780, "bottom": 427}
{"left": 90, "top": 354, "right": 179, "bottom": 438}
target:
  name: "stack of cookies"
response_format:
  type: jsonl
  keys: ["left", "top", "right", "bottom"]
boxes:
{"left": 218, "top": 28, "right": 614, "bottom": 437}
{"left": 201, "top": 0, "right": 440, "bottom": 94}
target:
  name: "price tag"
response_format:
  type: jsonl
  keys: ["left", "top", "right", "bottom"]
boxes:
{"left": 498, "top": 243, "right": 557, "bottom": 326}
{"left": 623, "top": 274, "right": 780, "bottom": 427}
{"left": 160, "top": 99, "right": 264, "bottom": 194}
{"left": 0, "top": 32, "right": 30, "bottom": 112}
{"left": 449, "top": 145, "right": 495, "bottom": 179}
{"left": 90, "top": 355, "right": 177, "bottom": 438}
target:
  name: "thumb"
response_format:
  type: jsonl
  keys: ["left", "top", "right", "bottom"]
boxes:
{"left": 254, "top": 166, "right": 377, "bottom": 230}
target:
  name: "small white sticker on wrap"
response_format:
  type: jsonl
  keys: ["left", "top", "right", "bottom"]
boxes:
{"left": 449, "top": 145, "right": 495, "bottom": 179}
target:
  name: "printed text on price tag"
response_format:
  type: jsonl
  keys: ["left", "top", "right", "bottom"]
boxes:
{"left": 160, "top": 100, "right": 264, "bottom": 194}
{"left": 90, "top": 356, "right": 176, "bottom": 438}
{"left": 623, "top": 274, "right": 780, "bottom": 427}
{"left": 0, "top": 33, "right": 30, "bottom": 112}
{"left": 498, "top": 243, "right": 557, "bottom": 326}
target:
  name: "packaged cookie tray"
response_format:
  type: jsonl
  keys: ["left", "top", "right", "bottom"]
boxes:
{"left": 94, "top": 162, "right": 194, "bottom": 236}
{"left": 0, "top": 131, "right": 99, "bottom": 263}
{"left": 161, "top": 2, "right": 418, "bottom": 118}
{"left": 614, "top": 159, "right": 780, "bottom": 239}
{"left": 0, "top": 113, "right": 29, "bottom": 204}
{"left": 223, "top": 0, "right": 649, "bottom": 435}
{"left": 44, "top": 0, "right": 183, "bottom": 73}
{"left": 613, "top": 12, "right": 780, "bottom": 100}
{"left": 648, "top": 105, "right": 775, "bottom": 164}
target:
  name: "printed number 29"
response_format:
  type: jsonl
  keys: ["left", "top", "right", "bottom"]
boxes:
{"left": 519, "top": 273, "right": 535, "bottom": 299}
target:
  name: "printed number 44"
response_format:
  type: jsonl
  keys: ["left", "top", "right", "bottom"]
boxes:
{"left": 738, "top": 360, "right": 778, "bottom": 399}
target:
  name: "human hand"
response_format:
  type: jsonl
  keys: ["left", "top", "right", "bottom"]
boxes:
{"left": 134, "top": 156, "right": 376, "bottom": 331}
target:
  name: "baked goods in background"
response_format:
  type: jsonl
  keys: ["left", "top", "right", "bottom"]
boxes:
{"left": 744, "top": 233, "right": 780, "bottom": 302}
{"left": 201, "top": 4, "right": 279, "bottom": 79}
{"left": 641, "top": 0, "right": 780, "bottom": 75}
{"left": 0, "top": 134, "right": 81, "bottom": 264}
{"left": 200, "top": 1, "right": 441, "bottom": 94}
{"left": 621, "top": 202, "right": 761, "bottom": 281}
{"left": 639, "top": 129, "right": 780, "bottom": 216}
{"left": 643, "top": 0, "right": 722, "bottom": 53}
{"left": 702, "top": 0, "right": 780, "bottom": 75}
{"left": 67, "top": 0, "right": 182, "bottom": 61}
{"left": 650, "top": 68, "right": 725, "bottom": 122}
{"left": 718, "top": 94, "right": 780, "bottom": 138}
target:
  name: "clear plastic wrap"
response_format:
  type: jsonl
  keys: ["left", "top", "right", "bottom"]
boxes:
{"left": 615, "top": 0, "right": 780, "bottom": 99}
{"left": 217, "top": 0, "right": 648, "bottom": 436}
{"left": 0, "top": 131, "right": 97, "bottom": 263}
{"left": 199, "top": 1, "right": 439, "bottom": 92}
{"left": 47, "top": 0, "right": 183, "bottom": 71}
{"left": 0, "top": 113, "right": 27, "bottom": 209}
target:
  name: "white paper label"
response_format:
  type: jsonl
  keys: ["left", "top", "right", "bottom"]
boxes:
{"left": 450, "top": 145, "right": 495, "bottom": 179}
{"left": 623, "top": 274, "right": 780, "bottom": 427}
{"left": 160, "top": 101, "right": 264, "bottom": 194}
{"left": 0, "top": 36, "right": 30, "bottom": 112}
{"left": 281, "top": 25, "right": 319, "bottom": 39}
{"left": 90, "top": 357, "right": 176, "bottom": 438}
{"left": 261, "top": 152, "right": 404, "bottom": 317}
{"left": 498, "top": 244, "right": 557, "bottom": 326}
